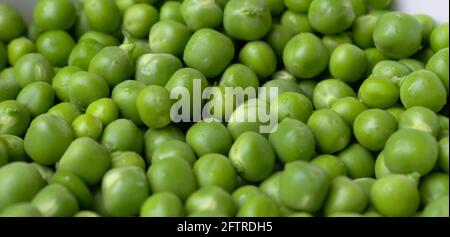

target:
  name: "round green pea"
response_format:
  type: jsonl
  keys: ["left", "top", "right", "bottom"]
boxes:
{"left": 219, "top": 63, "right": 259, "bottom": 89}
{"left": 419, "top": 173, "right": 449, "bottom": 206}
{"left": 353, "top": 109, "right": 397, "bottom": 151}
{"left": 7, "top": 37, "right": 35, "bottom": 66}
{"left": 385, "top": 106, "right": 405, "bottom": 121}
{"left": 0, "top": 202, "right": 42, "bottom": 217}
{"left": 313, "top": 79, "right": 357, "bottom": 110}
{"left": 68, "top": 71, "right": 110, "bottom": 110}
{"left": 33, "top": 0, "right": 76, "bottom": 31}
{"left": 111, "top": 80, "right": 146, "bottom": 126}
{"left": 398, "top": 106, "right": 440, "bottom": 137}
{"left": 330, "top": 97, "right": 368, "bottom": 126}
{"left": 160, "top": 1, "right": 184, "bottom": 23}
{"left": 135, "top": 53, "right": 183, "bottom": 86}
{"left": 237, "top": 194, "right": 280, "bottom": 217}
{"left": 259, "top": 79, "right": 304, "bottom": 103}
{"left": 239, "top": 41, "right": 277, "bottom": 78}
{"left": 232, "top": 185, "right": 262, "bottom": 208}
{"left": 371, "top": 60, "right": 412, "bottom": 84}
{"left": 352, "top": 15, "right": 378, "bottom": 49}
{"left": 281, "top": 10, "right": 313, "bottom": 34}
{"left": 143, "top": 125, "right": 185, "bottom": 163}
{"left": 32, "top": 184, "right": 79, "bottom": 217}
{"left": 14, "top": 53, "right": 54, "bottom": 88}
{"left": 259, "top": 171, "right": 283, "bottom": 205}
{"left": 68, "top": 39, "right": 104, "bottom": 71}
{"left": 0, "top": 100, "right": 30, "bottom": 136}
{"left": 36, "top": 30, "right": 75, "bottom": 67}
{"left": 364, "top": 48, "right": 389, "bottom": 76}
{"left": 308, "top": 0, "right": 355, "bottom": 35}
{"left": 149, "top": 21, "right": 191, "bottom": 57}
{"left": 430, "top": 23, "right": 449, "bottom": 52}
{"left": 414, "top": 14, "right": 436, "bottom": 45}
{"left": 84, "top": 0, "right": 121, "bottom": 34}
{"left": 52, "top": 66, "right": 82, "bottom": 102}
{"left": 123, "top": 3, "right": 158, "bottom": 38}
{"left": 85, "top": 98, "right": 119, "bottom": 126}
{"left": 310, "top": 155, "right": 348, "bottom": 182}
{"left": 193, "top": 154, "right": 237, "bottom": 192}
{"left": 374, "top": 152, "right": 391, "bottom": 179}
{"left": 330, "top": 44, "right": 367, "bottom": 83}
{"left": 358, "top": 76, "right": 399, "bottom": 109}
{"left": 16, "top": 81, "right": 55, "bottom": 118}
{"left": 271, "top": 92, "right": 313, "bottom": 123}
{"left": 185, "top": 186, "right": 237, "bottom": 217}
{"left": 323, "top": 176, "right": 368, "bottom": 216}
{"left": 0, "top": 135, "right": 28, "bottom": 162}
{"left": 72, "top": 114, "right": 103, "bottom": 140}
{"left": 0, "top": 3, "right": 26, "bottom": 42}
{"left": 422, "top": 195, "right": 449, "bottom": 217}
{"left": 0, "top": 68, "right": 21, "bottom": 102}
{"left": 284, "top": 0, "right": 313, "bottom": 13}
{"left": 49, "top": 171, "right": 94, "bottom": 210}
{"left": 101, "top": 119, "right": 143, "bottom": 153}
{"left": 322, "top": 33, "right": 353, "bottom": 53}
{"left": 426, "top": 48, "right": 449, "bottom": 93}
{"left": 337, "top": 143, "right": 375, "bottom": 178}
{"left": 137, "top": 85, "right": 174, "bottom": 129}
{"left": 48, "top": 102, "right": 82, "bottom": 125}
{"left": 187, "top": 120, "right": 232, "bottom": 157}
{"left": 79, "top": 31, "right": 119, "bottom": 46}
{"left": 140, "top": 192, "right": 185, "bottom": 217}
{"left": 180, "top": 0, "right": 222, "bottom": 31}
{"left": 111, "top": 151, "right": 146, "bottom": 170}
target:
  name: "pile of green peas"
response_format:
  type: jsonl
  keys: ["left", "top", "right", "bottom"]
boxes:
{"left": 0, "top": 0, "right": 449, "bottom": 217}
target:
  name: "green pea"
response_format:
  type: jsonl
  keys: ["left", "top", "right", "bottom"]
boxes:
{"left": 259, "top": 79, "right": 304, "bottom": 103}
{"left": 271, "top": 92, "right": 313, "bottom": 123}
{"left": 438, "top": 115, "right": 449, "bottom": 139}
{"left": 186, "top": 186, "right": 237, "bottom": 217}
{"left": 284, "top": 0, "right": 312, "bottom": 13}
{"left": 398, "top": 58, "right": 425, "bottom": 71}
{"left": 308, "top": 0, "right": 355, "bottom": 35}
{"left": 123, "top": 3, "right": 158, "bottom": 38}
{"left": 324, "top": 176, "right": 368, "bottom": 215}
{"left": 266, "top": 24, "right": 295, "bottom": 58}
{"left": 74, "top": 10, "right": 92, "bottom": 39}
{"left": 280, "top": 161, "right": 329, "bottom": 212}
{"left": 180, "top": 0, "right": 222, "bottom": 31}
{"left": 186, "top": 120, "right": 232, "bottom": 156}
{"left": 358, "top": 76, "right": 399, "bottom": 109}
{"left": 48, "top": 102, "right": 82, "bottom": 125}
{"left": 49, "top": 171, "right": 94, "bottom": 210}
{"left": 0, "top": 202, "right": 42, "bottom": 217}
{"left": 119, "top": 38, "right": 152, "bottom": 63}
{"left": 184, "top": 28, "right": 235, "bottom": 78}
{"left": 232, "top": 185, "right": 262, "bottom": 208}
{"left": 79, "top": 31, "right": 119, "bottom": 46}
{"left": 0, "top": 100, "right": 30, "bottom": 136}
{"left": 371, "top": 60, "right": 412, "bottom": 84}
{"left": 280, "top": 10, "right": 313, "bottom": 34}
{"left": 136, "top": 53, "right": 183, "bottom": 86}
{"left": 68, "top": 71, "right": 110, "bottom": 110}
{"left": 111, "top": 80, "right": 146, "bottom": 126}
{"left": 160, "top": 1, "right": 184, "bottom": 23}
{"left": 371, "top": 174, "right": 420, "bottom": 217}
{"left": 88, "top": 46, "right": 133, "bottom": 87}
{"left": 152, "top": 140, "right": 195, "bottom": 166}
{"left": 414, "top": 46, "right": 435, "bottom": 64}
{"left": 430, "top": 23, "right": 449, "bottom": 52}
{"left": 219, "top": 64, "right": 260, "bottom": 89}
{"left": 353, "top": 109, "right": 397, "bottom": 151}
{"left": 398, "top": 106, "right": 440, "bottom": 137}
{"left": 0, "top": 3, "right": 26, "bottom": 42}
{"left": 0, "top": 68, "right": 21, "bottom": 102}
{"left": 259, "top": 171, "right": 284, "bottom": 205}
{"left": 307, "top": 109, "right": 351, "bottom": 154}
{"left": 373, "top": 12, "right": 422, "bottom": 59}
{"left": 237, "top": 194, "right": 280, "bottom": 217}
{"left": 143, "top": 125, "right": 185, "bottom": 163}
{"left": 264, "top": 0, "right": 286, "bottom": 15}
{"left": 283, "top": 33, "right": 329, "bottom": 79}
{"left": 6, "top": 37, "right": 35, "bottom": 66}
{"left": 322, "top": 33, "right": 353, "bottom": 53}
{"left": 72, "top": 114, "right": 103, "bottom": 140}
{"left": 330, "top": 44, "right": 367, "bottom": 83}
{"left": 420, "top": 173, "right": 449, "bottom": 206}
{"left": 149, "top": 21, "right": 191, "bottom": 57}
{"left": 32, "top": 184, "right": 79, "bottom": 217}
{"left": 310, "top": 155, "right": 347, "bottom": 182}
{"left": 68, "top": 39, "right": 104, "bottom": 71}
{"left": 223, "top": 0, "right": 272, "bottom": 41}
{"left": 384, "top": 129, "right": 438, "bottom": 176}
{"left": 351, "top": 15, "right": 378, "bottom": 49}
{"left": 330, "top": 97, "right": 368, "bottom": 126}
{"left": 85, "top": 98, "right": 119, "bottom": 127}
{"left": 52, "top": 66, "right": 82, "bottom": 102}
{"left": 14, "top": 53, "right": 54, "bottom": 88}
{"left": 74, "top": 210, "right": 100, "bottom": 217}
{"left": 137, "top": 85, "right": 173, "bottom": 129}
{"left": 111, "top": 151, "right": 146, "bottom": 170}
{"left": 193, "top": 154, "right": 237, "bottom": 192}
{"left": 422, "top": 195, "right": 449, "bottom": 217}
{"left": 338, "top": 143, "right": 375, "bottom": 179}
{"left": 385, "top": 106, "right": 405, "bottom": 121}
{"left": 229, "top": 132, "right": 276, "bottom": 182}
{"left": 30, "top": 162, "right": 54, "bottom": 182}
{"left": 33, "top": 0, "right": 76, "bottom": 31}
{"left": 0, "top": 135, "right": 28, "bottom": 162}
{"left": 426, "top": 48, "right": 449, "bottom": 93}
{"left": 239, "top": 41, "right": 277, "bottom": 78}
{"left": 400, "top": 69, "right": 447, "bottom": 112}
{"left": 439, "top": 136, "right": 449, "bottom": 173}
{"left": 101, "top": 119, "right": 143, "bottom": 153}
{"left": 374, "top": 152, "right": 391, "bottom": 179}
{"left": 16, "top": 81, "right": 55, "bottom": 118}
{"left": 140, "top": 192, "right": 185, "bottom": 217}
{"left": 36, "top": 30, "right": 75, "bottom": 67}
{"left": 147, "top": 157, "right": 197, "bottom": 201}
{"left": 102, "top": 167, "right": 149, "bottom": 217}
{"left": 351, "top": 0, "right": 367, "bottom": 16}
{"left": 364, "top": 48, "right": 389, "bottom": 76}
{"left": 58, "top": 137, "right": 111, "bottom": 186}
{"left": 414, "top": 14, "right": 436, "bottom": 45}
{"left": 84, "top": 0, "right": 121, "bottom": 34}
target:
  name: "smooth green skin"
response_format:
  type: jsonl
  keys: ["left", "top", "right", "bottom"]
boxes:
{"left": 183, "top": 28, "right": 235, "bottom": 78}
{"left": 111, "top": 80, "right": 146, "bottom": 126}
{"left": 351, "top": 0, "right": 366, "bottom": 16}
{"left": 259, "top": 78, "right": 304, "bottom": 103}
{"left": 79, "top": 31, "right": 119, "bottom": 46}
{"left": 307, "top": 109, "right": 351, "bottom": 154}
{"left": 352, "top": 15, "right": 378, "bottom": 49}
{"left": 36, "top": 30, "right": 75, "bottom": 67}
{"left": 58, "top": 137, "right": 111, "bottom": 186}
{"left": 0, "top": 100, "right": 30, "bottom": 136}
{"left": 384, "top": 129, "right": 439, "bottom": 176}
{"left": 0, "top": 135, "right": 28, "bottom": 162}
{"left": 227, "top": 101, "right": 267, "bottom": 138}
{"left": 430, "top": 23, "right": 449, "bottom": 52}
{"left": 313, "top": 79, "right": 356, "bottom": 110}
{"left": 14, "top": 53, "right": 54, "bottom": 88}
{"left": 49, "top": 171, "right": 94, "bottom": 210}
{"left": 324, "top": 176, "right": 368, "bottom": 215}
{"left": 16, "top": 81, "right": 55, "bottom": 118}
{"left": 0, "top": 202, "right": 42, "bottom": 217}
{"left": 68, "top": 71, "right": 110, "bottom": 110}
{"left": 229, "top": 132, "right": 276, "bottom": 182}
{"left": 364, "top": 48, "right": 389, "bottom": 76}
{"left": 426, "top": 48, "right": 449, "bottom": 93}
{"left": 68, "top": 39, "right": 104, "bottom": 71}
{"left": 223, "top": 0, "right": 272, "bottom": 41}
{"left": 262, "top": 0, "right": 286, "bottom": 15}
{"left": 0, "top": 3, "right": 26, "bottom": 42}
{"left": 366, "top": 0, "right": 391, "bottom": 9}
{"left": 30, "top": 162, "right": 54, "bottom": 182}
{"left": 149, "top": 21, "right": 191, "bottom": 57}
{"left": 398, "top": 106, "right": 440, "bottom": 137}
{"left": 330, "top": 44, "right": 367, "bottom": 83}
{"left": 269, "top": 118, "right": 315, "bottom": 163}
{"left": 185, "top": 186, "right": 237, "bottom": 217}
{"left": 438, "top": 116, "right": 449, "bottom": 139}
{"left": 143, "top": 125, "right": 185, "bottom": 163}
{"left": 219, "top": 64, "right": 260, "bottom": 89}
{"left": 232, "top": 185, "right": 262, "bottom": 207}
{"left": 308, "top": 0, "right": 355, "bottom": 35}
{"left": 358, "top": 76, "right": 399, "bottom": 109}
{"left": 353, "top": 109, "right": 397, "bottom": 151}
{"left": 331, "top": 97, "right": 368, "bottom": 126}
{"left": 266, "top": 24, "right": 295, "bottom": 58}
{"left": 371, "top": 60, "right": 412, "bottom": 85}
{"left": 186, "top": 120, "right": 232, "bottom": 157}
{"left": 72, "top": 114, "right": 103, "bottom": 140}
{"left": 85, "top": 98, "right": 119, "bottom": 126}
{"left": 280, "top": 10, "right": 313, "bottom": 34}
{"left": 0, "top": 138, "right": 8, "bottom": 166}
{"left": 24, "top": 114, "right": 73, "bottom": 165}
{"left": 283, "top": 33, "right": 329, "bottom": 79}
{"left": 102, "top": 167, "right": 149, "bottom": 217}
{"left": 284, "top": 0, "right": 312, "bottom": 13}
{"left": 420, "top": 173, "right": 449, "bottom": 206}
{"left": 259, "top": 171, "right": 283, "bottom": 204}
{"left": 111, "top": 151, "right": 146, "bottom": 170}
{"left": 88, "top": 46, "right": 134, "bottom": 87}
{"left": 7, "top": 37, "right": 35, "bottom": 66}
{"left": 0, "top": 68, "right": 21, "bottom": 102}
{"left": 414, "top": 14, "right": 436, "bottom": 45}
{"left": 193, "top": 154, "right": 237, "bottom": 192}
{"left": 140, "top": 192, "right": 185, "bottom": 217}
{"left": 398, "top": 58, "right": 425, "bottom": 72}
{"left": 371, "top": 174, "right": 420, "bottom": 217}
{"left": 84, "top": 0, "right": 121, "bottom": 33}
{"left": 375, "top": 153, "right": 392, "bottom": 179}
{"left": 400, "top": 69, "right": 447, "bottom": 113}
{"left": 311, "top": 155, "right": 348, "bottom": 182}
{"left": 52, "top": 66, "right": 81, "bottom": 102}
{"left": 180, "top": 0, "right": 222, "bottom": 30}
{"left": 271, "top": 92, "right": 313, "bottom": 123}
{"left": 123, "top": 3, "right": 158, "bottom": 38}
{"left": 48, "top": 102, "right": 82, "bottom": 125}
{"left": 373, "top": 12, "right": 422, "bottom": 59}
{"left": 0, "top": 162, "right": 45, "bottom": 209}
{"left": 137, "top": 85, "right": 174, "bottom": 129}
{"left": 280, "top": 161, "right": 329, "bottom": 212}
{"left": 160, "top": 1, "right": 184, "bottom": 23}
{"left": 239, "top": 41, "right": 277, "bottom": 78}
{"left": 322, "top": 33, "right": 353, "bottom": 53}
{"left": 74, "top": 210, "right": 100, "bottom": 217}
{"left": 338, "top": 144, "right": 375, "bottom": 179}
{"left": 120, "top": 39, "right": 152, "bottom": 63}
{"left": 33, "top": 0, "right": 76, "bottom": 31}
{"left": 101, "top": 119, "right": 143, "bottom": 153}
{"left": 136, "top": 53, "right": 183, "bottom": 86}
{"left": 237, "top": 194, "right": 280, "bottom": 217}
{"left": 386, "top": 106, "right": 405, "bottom": 121}
{"left": 32, "top": 184, "right": 79, "bottom": 217}
{"left": 422, "top": 195, "right": 449, "bottom": 217}
{"left": 439, "top": 137, "right": 449, "bottom": 173}
{"left": 147, "top": 157, "right": 197, "bottom": 201}
{"left": 152, "top": 140, "right": 196, "bottom": 166}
